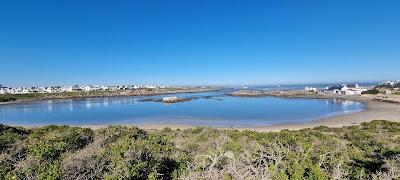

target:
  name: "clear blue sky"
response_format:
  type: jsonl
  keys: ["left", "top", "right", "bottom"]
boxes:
{"left": 1, "top": 0, "right": 399, "bottom": 86}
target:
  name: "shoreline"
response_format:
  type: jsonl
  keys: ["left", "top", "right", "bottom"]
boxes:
{"left": 19, "top": 100, "right": 400, "bottom": 132}
{"left": 4, "top": 91, "right": 400, "bottom": 132}
{"left": 0, "top": 88, "right": 218, "bottom": 106}
{"left": 240, "top": 100, "right": 400, "bottom": 131}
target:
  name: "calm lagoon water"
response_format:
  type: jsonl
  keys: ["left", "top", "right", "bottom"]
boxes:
{"left": 0, "top": 92, "right": 366, "bottom": 127}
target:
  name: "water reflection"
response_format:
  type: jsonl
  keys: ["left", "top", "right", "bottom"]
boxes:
{"left": 103, "top": 98, "right": 109, "bottom": 107}
{"left": 0, "top": 92, "right": 366, "bottom": 127}
{"left": 68, "top": 99, "right": 74, "bottom": 111}
{"left": 85, "top": 101, "right": 92, "bottom": 109}
{"left": 325, "top": 99, "right": 362, "bottom": 106}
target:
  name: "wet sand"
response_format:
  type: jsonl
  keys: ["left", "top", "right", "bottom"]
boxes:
{"left": 240, "top": 101, "right": 400, "bottom": 131}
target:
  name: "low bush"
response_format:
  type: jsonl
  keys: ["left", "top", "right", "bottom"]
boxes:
{"left": 0, "top": 97, "right": 17, "bottom": 102}
{"left": 362, "top": 89, "right": 380, "bottom": 94}
{"left": 0, "top": 120, "right": 399, "bottom": 179}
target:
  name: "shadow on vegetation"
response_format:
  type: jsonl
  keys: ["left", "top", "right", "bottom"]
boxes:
{"left": 1, "top": 120, "right": 400, "bottom": 179}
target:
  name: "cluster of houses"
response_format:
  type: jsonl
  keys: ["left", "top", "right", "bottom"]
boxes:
{"left": 0, "top": 84, "right": 164, "bottom": 95}
{"left": 324, "top": 84, "right": 368, "bottom": 95}
{"left": 304, "top": 80, "right": 400, "bottom": 95}
{"left": 305, "top": 84, "right": 368, "bottom": 95}
{"left": 379, "top": 80, "right": 400, "bottom": 86}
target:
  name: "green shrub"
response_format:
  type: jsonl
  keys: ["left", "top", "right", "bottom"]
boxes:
{"left": 0, "top": 124, "right": 30, "bottom": 151}
{"left": 362, "top": 89, "right": 380, "bottom": 94}
{"left": 0, "top": 97, "right": 17, "bottom": 102}
{"left": 0, "top": 120, "right": 399, "bottom": 179}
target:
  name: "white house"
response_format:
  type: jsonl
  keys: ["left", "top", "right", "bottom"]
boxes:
{"left": 90, "top": 86, "right": 102, "bottom": 91}
{"left": 304, "top": 87, "right": 317, "bottom": 92}
{"left": 7, "top": 88, "right": 21, "bottom": 94}
{"left": 44, "top": 87, "right": 53, "bottom": 93}
{"left": 108, "top": 86, "right": 118, "bottom": 91}
{"left": 380, "top": 80, "right": 400, "bottom": 86}
{"left": 61, "top": 86, "right": 73, "bottom": 92}
{"left": 82, "top": 86, "right": 92, "bottom": 92}
{"left": 339, "top": 90, "right": 354, "bottom": 95}
{"left": 72, "top": 85, "right": 82, "bottom": 91}
{"left": 381, "top": 81, "right": 395, "bottom": 86}
{"left": 326, "top": 84, "right": 367, "bottom": 95}
{"left": 100, "top": 86, "right": 109, "bottom": 90}
{"left": 144, "top": 85, "right": 156, "bottom": 89}
{"left": 133, "top": 86, "right": 140, "bottom": 89}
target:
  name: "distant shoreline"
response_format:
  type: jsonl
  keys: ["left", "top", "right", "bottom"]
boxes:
{"left": 0, "top": 87, "right": 219, "bottom": 106}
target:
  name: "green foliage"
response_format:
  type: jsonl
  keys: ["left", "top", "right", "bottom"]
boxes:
{"left": 0, "top": 124, "right": 30, "bottom": 152}
{"left": 38, "top": 161, "right": 61, "bottom": 180}
{"left": 102, "top": 127, "right": 179, "bottom": 179}
{"left": 0, "top": 94, "right": 37, "bottom": 102}
{"left": 27, "top": 126, "right": 94, "bottom": 160}
{"left": 362, "top": 89, "right": 380, "bottom": 94}
{"left": 0, "top": 97, "right": 17, "bottom": 102}
{"left": 0, "top": 120, "right": 400, "bottom": 179}
{"left": 6, "top": 126, "right": 95, "bottom": 179}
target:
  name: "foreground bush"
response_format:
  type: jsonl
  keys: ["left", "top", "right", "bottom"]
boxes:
{"left": 1, "top": 120, "right": 400, "bottom": 179}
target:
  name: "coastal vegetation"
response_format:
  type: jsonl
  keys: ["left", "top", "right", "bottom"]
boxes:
{"left": 365, "top": 84, "right": 400, "bottom": 95}
{"left": 1, "top": 120, "right": 400, "bottom": 179}
{"left": 0, "top": 87, "right": 214, "bottom": 103}
{"left": 0, "top": 97, "right": 16, "bottom": 102}
{"left": 0, "top": 94, "right": 35, "bottom": 102}
{"left": 362, "top": 89, "right": 380, "bottom": 95}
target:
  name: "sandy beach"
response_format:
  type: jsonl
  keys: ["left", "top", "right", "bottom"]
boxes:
{"left": 242, "top": 100, "right": 400, "bottom": 131}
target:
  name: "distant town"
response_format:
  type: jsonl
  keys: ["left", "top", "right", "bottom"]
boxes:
{"left": 0, "top": 80, "right": 399, "bottom": 96}
{"left": 304, "top": 80, "right": 399, "bottom": 95}
{"left": 0, "top": 84, "right": 176, "bottom": 94}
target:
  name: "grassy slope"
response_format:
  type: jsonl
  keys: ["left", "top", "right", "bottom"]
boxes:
{"left": 1, "top": 120, "right": 400, "bottom": 179}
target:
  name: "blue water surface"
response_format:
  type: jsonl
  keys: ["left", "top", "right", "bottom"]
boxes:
{"left": 0, "top": 91, "right": 365, "bottom": 127}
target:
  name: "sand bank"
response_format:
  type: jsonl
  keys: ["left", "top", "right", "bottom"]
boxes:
{"left": 240, "top": 101, "right": 400, "bottom": 131}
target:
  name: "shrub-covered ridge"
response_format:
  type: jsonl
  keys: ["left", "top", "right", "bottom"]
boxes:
{"left": 0, "top": 120, "right": 399, "bottom": 179}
